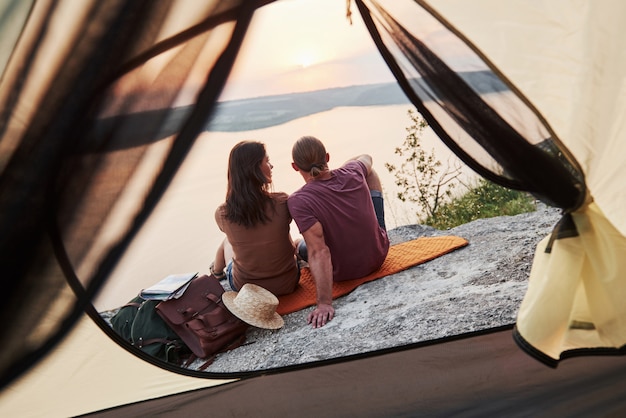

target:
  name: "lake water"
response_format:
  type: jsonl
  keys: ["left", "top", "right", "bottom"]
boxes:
{"left": 95, "top": 104, "right": 475, "bottom": 310}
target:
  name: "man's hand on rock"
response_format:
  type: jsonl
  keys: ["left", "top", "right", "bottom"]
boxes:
{"left": 307, "top": 303, "right": 334, "bottom": 328}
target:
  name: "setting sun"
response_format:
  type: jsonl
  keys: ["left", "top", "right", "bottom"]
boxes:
{"left": 296, "top": 50, "right": 317, "bottom": 68}
{"left": 220, "top": 0, "right": 391, "bottom": 101}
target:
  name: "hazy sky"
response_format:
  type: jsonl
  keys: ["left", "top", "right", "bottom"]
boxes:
{"left": 219, "top": 0, "right": 395, "bottom": 101}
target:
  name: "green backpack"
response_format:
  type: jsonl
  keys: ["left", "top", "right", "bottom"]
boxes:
{"left": 111, "top": 296, "right": 190, "bottom": 363}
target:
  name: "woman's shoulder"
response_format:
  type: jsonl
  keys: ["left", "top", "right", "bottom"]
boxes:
{"left": 214, "top": 203, "right": 227, "bottom": 220}
{"left": 214, "top": 203, "right": 227, "bottom": 230}
{"left": 270, "top": 191, "right": 289, "bottom": 202}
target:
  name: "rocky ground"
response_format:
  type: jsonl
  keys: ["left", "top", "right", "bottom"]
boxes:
{"left": 186, "top": 203, "right": 562, "bottom": 373}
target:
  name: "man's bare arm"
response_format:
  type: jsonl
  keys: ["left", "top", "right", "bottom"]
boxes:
{"left": 347, "top": 154, "right": 373, "bottom": 174}
{"left": 347, "top": 154, "right": 382, "bottom": 192}
{"left": 301, "top": 222, "right": 335, "bottom": 328}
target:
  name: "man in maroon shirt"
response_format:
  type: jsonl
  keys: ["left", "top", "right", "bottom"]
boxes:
{"left": 288, "top": 136, "right": 390, "bottom": 328}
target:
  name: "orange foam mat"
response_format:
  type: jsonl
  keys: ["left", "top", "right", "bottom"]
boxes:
{"left": 277, "top": 235, "right": 468, "bottom": 315}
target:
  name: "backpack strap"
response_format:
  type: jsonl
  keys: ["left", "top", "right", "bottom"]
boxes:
{"left": 134, "top": 337, "right": 179, "bottom": 349}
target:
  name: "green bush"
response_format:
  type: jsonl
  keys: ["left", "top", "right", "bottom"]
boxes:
{"left": 386, "top": 109, "right": 536, "bottom": 230}
{"left": 424, "top": 179, "right": 536, "bottom": 229}
{"left": 385, "top": 109, "right": 463, "bottom": 220}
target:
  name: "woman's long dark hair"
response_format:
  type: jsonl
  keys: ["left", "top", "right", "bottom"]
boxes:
{"left": 225, "top": 141, "right": 272, "bottom": 227}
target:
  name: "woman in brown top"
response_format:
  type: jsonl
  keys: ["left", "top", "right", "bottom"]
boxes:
{"left": 210, "top": 141, "right": 300, "bottom": 296}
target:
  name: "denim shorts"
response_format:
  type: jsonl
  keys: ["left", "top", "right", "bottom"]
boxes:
{"left": 370, "top": 190, "right": 386, "bottom": 231}
{"left": 226, "top": 260, "right": 236, "bottom": 291}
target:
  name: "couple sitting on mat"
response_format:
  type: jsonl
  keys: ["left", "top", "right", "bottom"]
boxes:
{"left": 210, "top": 136, "right": 390, "bottom": 328}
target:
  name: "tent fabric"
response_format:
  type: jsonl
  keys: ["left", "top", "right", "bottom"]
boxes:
{"left": 514, "top": 201, "right": 626, "bottom": 365}
{"left": 82, "top": 327, "right": 626, "bottom": 417}
{"left": 356, "top": 0, "right": 586, "bottom": 211}
{"left": 0, "top": 315, "right": 233, "bottom": 417}
{"left": 2, "top": 0, "right": 626, "bottom": 416}
{"left": 277, "top": 235, "right": 468, "bottom": 315}
{"left": 423, "top": 0, "right": 626, "bottom": 238}
{"left": 417, "top": 0, "right": 626, "bottom": 364}
{"left": 6, "top": 320, "right": 626, "bottom": 417}
{"left": 356, "top": 0, "right": 626, "bottom": 364}
{"left": 0, "top": 0, "right": 269, "bottom": 388}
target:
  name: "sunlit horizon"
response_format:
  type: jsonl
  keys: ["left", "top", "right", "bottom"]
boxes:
{"left": 218, "top": 0, "right": 394, "bottom": 101}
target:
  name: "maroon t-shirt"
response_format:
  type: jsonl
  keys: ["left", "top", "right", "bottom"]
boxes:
{"left": 288, "top": 161, "right": 389, "bottom": 281}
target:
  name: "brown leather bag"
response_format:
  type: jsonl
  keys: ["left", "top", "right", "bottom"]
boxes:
{"left": 155, "top": 274, "right": 248, "bottom": 361}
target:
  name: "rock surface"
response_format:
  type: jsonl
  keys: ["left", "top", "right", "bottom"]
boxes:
{"left": 191, "top": 203, "right": 562, "bottom": 373}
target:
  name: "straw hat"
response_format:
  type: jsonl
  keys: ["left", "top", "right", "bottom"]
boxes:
{"left": 222, "top": 283, "right": 284, "bottom": 329}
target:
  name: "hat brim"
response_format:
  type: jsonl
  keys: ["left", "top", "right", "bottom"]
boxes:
{"left": 222, "top": 291, "right": 284, "bottom": 330}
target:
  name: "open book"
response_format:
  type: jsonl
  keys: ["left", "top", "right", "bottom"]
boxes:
{"left": 140, "top": 272, "right": 198, "bottom": 300}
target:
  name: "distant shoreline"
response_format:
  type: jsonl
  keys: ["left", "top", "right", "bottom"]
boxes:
{"left": 93, "top": 71, "right": 505, "bottom": 148}
{"left": 208, "top": 70, "right": 506, "bottom": 132}
{"left": 207, "top": 82, "right": 409, "bottom": 132}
